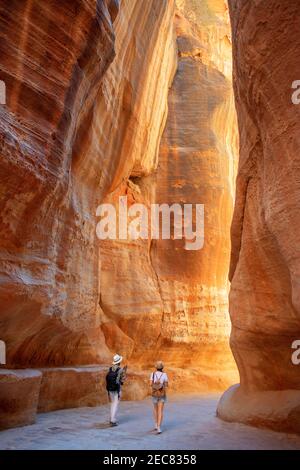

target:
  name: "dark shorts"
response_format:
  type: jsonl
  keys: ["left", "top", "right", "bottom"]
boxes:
{"left": 152, "top": 396, "right": 167, "bottom": 404}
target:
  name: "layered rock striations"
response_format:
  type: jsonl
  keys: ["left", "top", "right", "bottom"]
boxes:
{"left": 0, "top": 0, "right": 177, "bottom": 368}
{"left": 90, "top": 0, "right": 178, "bottom": 363}
{"left": 99, "top": 0, "right": 238, "bottom": 387}
{"left": 218, "top": 0, "right": 300, "bottom": 433}
{"left": 0, "top": 0, "right": 238, "bottom": 429}
{"left": 150, "top": 0, "right": 238, "bottom": 377}
{"left": 0, "top": 0, "right": 118, "bottom": 367}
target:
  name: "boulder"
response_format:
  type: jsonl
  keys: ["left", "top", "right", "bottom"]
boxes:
{"left": 0, "top": 369, "right": 42, "bottom": 430}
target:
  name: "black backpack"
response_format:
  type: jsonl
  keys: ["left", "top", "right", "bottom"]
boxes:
{"left": 106, "top": 367, "right": 121, "bottom": 392}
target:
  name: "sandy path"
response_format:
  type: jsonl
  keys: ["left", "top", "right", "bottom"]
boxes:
{"left": 1, "top": 394, "right": 300, "bottom": 450}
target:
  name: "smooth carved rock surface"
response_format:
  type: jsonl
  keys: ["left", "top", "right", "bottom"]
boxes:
{"left": 218, "top": 0, "right": 300, "bottom": 432}
{"left": 150, "top": 0, "right": 238, "bottom": 370}
{"left": 99, "top": 0, "right": 238, "bottom": 384}
{"left": 0, "top": 0, "right": 237, "bottom": 397}
{"left": 0, "top": 0, "right": 118, "bottom": 366}
{"left": 0, "top": 0, "right": 177, "bottom": 367}
{"left": 218, "top": 385, "right": 300, "bottom": 434}
{"left": 0, "top": 369, "right": 42, "bottom": 430}
{"left": 92, "top": 0, "right": 178, "bottom": 362}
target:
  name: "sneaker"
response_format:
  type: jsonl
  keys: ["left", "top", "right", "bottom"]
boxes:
{"left": 110, "top": 422, "right": 118, "bottom": 427}
{"left": 157, "top": 427, "right": 162, "bottom": 434}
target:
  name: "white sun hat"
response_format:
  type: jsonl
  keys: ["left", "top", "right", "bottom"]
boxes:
{"left": 113, "top": 354, "right": 123, "bottom": 365}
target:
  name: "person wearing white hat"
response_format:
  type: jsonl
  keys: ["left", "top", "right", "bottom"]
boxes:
{"left": 106, "top": 354, "right": 127, "bottom": 426}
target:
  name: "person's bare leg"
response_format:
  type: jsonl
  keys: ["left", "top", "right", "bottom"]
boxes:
{"left": 157, "top": 402, "right": 164, "bottom": 431}
{"left": 153, "top": 403, "right": 158, "bottom": 429}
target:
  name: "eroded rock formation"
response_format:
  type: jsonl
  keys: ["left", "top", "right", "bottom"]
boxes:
{"left": 218, "top": 0, "right": 300, "bottom": 433}
{"left": 0, "top": 0, "right": 118, "bottom": 367}
{"left": 150, "top": 0, "right": 238, "bottom": 379}
{"left": 0, "top": 0, "right": 178, "bottom": 367}
{"left": 99, "top": 0, "right": 238, "bottom": 387}
{"left": 0, "top": 0, "right": 238, "bottom": 428}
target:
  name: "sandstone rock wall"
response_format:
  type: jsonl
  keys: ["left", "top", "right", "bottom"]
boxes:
{"left": 0, "top": 369, "right": 42, "bottom": 430}
{"left": 218, "top": 0, "right": 300, "bottom": 433}
{"left": 99, "top": 0, "right": 238, "bottom": 388}
{"left": 0, "top": 0, "right": 238, "bottom": 407}
{"left": 0, "top": 0, "right": 177, "bottom": 367}
{"left": 92, "top": 0, "right": 178, "bottom": 364}
{"left": 150, "top": 0, "right": 238, "bottom": 373}
{"left": 0, "top": 0, "right": 118, "bottom": 366}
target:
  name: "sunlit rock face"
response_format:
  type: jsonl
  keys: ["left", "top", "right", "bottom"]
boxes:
{"left": 150, "top": 0, "right": 238, "bottom": 376}
{"left": 218, "top": 0, "right": 300, "bottom": 433}
{"left": 0, "top": 0, "right": 238, "bottom": 391}
{"left": 150, "top": 0, "right": 238, "bottom": 379}
{"left": 99, "top": 0, "right": 238, "bottom": 388}
{"left": 90, "top": 0, "right": 178, "bottom": 364}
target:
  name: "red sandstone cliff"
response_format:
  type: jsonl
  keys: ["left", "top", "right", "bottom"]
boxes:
{"left": 0, "top": 0, "right": 239, "bottom": 429}
{"left": 0, "top": 0, "right": 238, "bottom": 374}
{"left": 0, "top": 0, "right": 118, "bottom": 366}
{"left": 0, "top": 0, "right": 177, "bottom": 367}
{"left": 98, "top": 0, "right": 238, "bottom": 387}
{"left": 218, "top": 0, "right": 300, "bottom": 434}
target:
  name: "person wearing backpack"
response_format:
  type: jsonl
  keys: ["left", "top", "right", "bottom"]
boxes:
{"left": 150, "top": 361, "right": 168, "bottom": 434}
{"left": 106, "top": 354, "right": 127, "bottom": 426}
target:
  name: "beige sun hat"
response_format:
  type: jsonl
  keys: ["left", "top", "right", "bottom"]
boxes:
{"left": 155, "top": 360, "right": 164, "bottom": 370}
{"left": 113, "top": 354, "right": 123, "bottom": 365}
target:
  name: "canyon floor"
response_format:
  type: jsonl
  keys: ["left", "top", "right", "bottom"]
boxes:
{"left": 1, "top": 394, "right": 300, "bottom": 450}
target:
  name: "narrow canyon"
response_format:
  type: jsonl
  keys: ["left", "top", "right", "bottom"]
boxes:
{"left": 0, "top": 0, "right": 299, "bottom": 438}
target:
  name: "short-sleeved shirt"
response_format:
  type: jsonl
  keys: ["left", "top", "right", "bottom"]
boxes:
{"left": 150, "top": 371, "right": 168, "bottom": 384}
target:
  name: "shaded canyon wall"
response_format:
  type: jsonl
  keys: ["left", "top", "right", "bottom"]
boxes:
{"left": 0, "top": 0, "right": 118, "bottom": 367}
{"left": 218, "top": 0, "right": 300, "bottom": 434}
{"left": 0, "top": 0, "right": 177, "bottom": 367}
